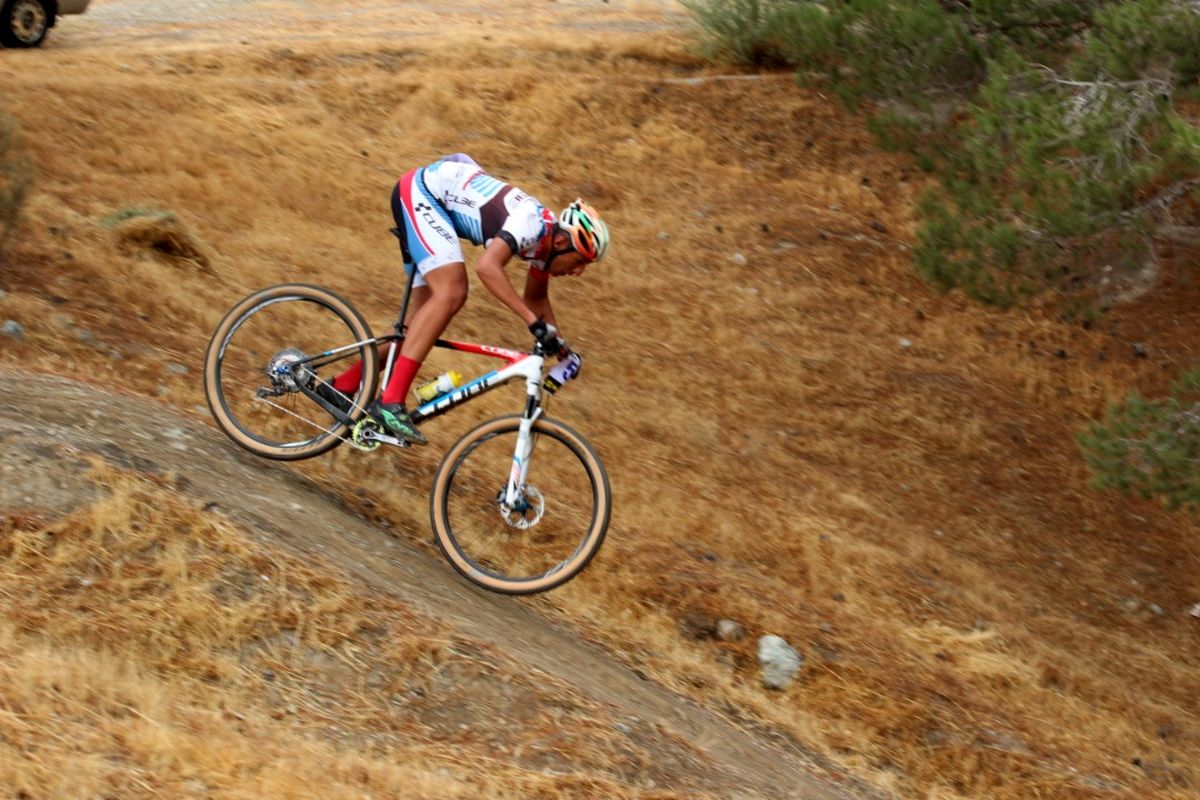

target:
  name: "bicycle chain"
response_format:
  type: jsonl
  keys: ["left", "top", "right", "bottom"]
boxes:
{"left": 255, "top": 391, "right": 405, "bottom": 453}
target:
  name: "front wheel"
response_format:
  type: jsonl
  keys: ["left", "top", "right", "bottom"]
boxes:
{"left": 431, "top": 415, "right": 611, "bottom": 595}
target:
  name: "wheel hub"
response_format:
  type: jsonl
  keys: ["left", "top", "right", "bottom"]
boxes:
{"left": 265, "top": 348, "right": 312, "bottom": 393}
{"left": 500, "top": 486, "right": 545, "bottom": 530}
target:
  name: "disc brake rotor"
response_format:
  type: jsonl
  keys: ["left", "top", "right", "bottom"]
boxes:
{"left": 500, "top": 486, "right": 545, "bottom": 529}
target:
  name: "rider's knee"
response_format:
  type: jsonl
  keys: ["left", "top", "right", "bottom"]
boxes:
{"left": 437, "top": 279, "right": 469, "bottom": 312}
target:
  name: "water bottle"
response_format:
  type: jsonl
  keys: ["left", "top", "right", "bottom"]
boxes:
{"left": 543, "top": 353, "right": 582, "bottom": 394}
{"left": 414, "top": 370, "right": 463, "bottom": 403}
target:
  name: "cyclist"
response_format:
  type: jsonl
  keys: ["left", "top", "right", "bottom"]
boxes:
{"left": 321, "top": 153, "right": 610, "bottom": 445}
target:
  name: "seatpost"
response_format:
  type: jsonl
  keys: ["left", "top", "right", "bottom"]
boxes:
{"left": 381, "top": 227, "right": 417, "bottom": 392}
{"left": 391, "top": 227, "right": 416, "bottom": 336}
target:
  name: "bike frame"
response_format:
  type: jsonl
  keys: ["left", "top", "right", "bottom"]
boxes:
{"left": 295, "top": 229, "right": 556, "bottom": 505}
{"left": 399, "top": 335, "right": 546, "bottom": 505}
{"left": 376, "top": 335, "right": 544, "bottom": 424}
{"left": 297, "top": 329, "right": 551, "bottom": 509}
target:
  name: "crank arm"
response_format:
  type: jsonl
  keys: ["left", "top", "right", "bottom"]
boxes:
{"left": 359, "top": 428, "right": 410, "bottom": 448}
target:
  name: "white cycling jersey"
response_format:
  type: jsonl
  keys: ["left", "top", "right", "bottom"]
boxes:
{"left": 393, "top": 154, "right": 556, "bottom": 286}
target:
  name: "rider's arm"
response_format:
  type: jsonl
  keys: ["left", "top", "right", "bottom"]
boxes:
{"left": 523, "top": 270, "right": 557, "bottom": 327}
{"left": 475, "top": 238, "right": 538, "bottom": 326}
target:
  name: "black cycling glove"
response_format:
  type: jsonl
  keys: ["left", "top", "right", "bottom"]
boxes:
{"left": 529, "top": 319, "right": 562, "bottom": 356}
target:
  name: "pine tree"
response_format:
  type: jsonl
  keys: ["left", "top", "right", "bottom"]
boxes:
{"left": 917, "top": 53, "right": 1198, "bottom": 308}
{"left": 686, "top": 0, "right": 1200, "bottom": 510}
{"left": 685, "top": 0, "right": 1200, "bottom": 307}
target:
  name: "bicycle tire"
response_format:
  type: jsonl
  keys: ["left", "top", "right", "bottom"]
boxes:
{"left": 430, "top": 414, "right": 611, "bottom": 594}
{"left": 203, "top": 283, "right": 379, "bottom": 461}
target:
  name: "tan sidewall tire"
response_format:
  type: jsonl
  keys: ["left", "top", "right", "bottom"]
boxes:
{"left": 430, "top": 414, "right": 611, "bottom": 594}
{"left": 203, "top": 284, "right": 378, "bottom": 461}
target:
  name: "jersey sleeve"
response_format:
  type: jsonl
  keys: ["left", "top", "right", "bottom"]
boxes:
{"left": 494, "top": 230, "right": 519, "bottom": 256}
{"left": 500, "top": 202, "right": 546, "bottom": 256}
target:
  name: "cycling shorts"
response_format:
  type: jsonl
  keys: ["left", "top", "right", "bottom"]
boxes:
{"left": 392, "top": 168, "right": 462, "bottom": 288}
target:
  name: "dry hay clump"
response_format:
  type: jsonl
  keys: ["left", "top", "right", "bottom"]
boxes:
{"left": 0, "top": 467, "right": 454, "bottom": 797}
{"left": 0, "top": 112, "right": 30, "bottom": 250}
{"left": 106, "top": 208, "right": 213, "bottom": 271}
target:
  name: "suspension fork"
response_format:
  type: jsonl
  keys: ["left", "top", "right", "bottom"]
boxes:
{"left": 504, "top": 385, "right": 544, "bottom": 507}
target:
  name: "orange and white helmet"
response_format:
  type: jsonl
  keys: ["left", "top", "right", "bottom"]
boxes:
{"left": 558, "top": 199, "right": 610, "bottom": 262}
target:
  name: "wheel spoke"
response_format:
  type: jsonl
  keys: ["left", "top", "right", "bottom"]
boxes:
{"left": 218, "top": 298, "right": 350, "bottom": 448}
{"left": 436, "top": 420, "right": 606, "bottom": 591}
{"left": 204, "top": 286, "right": 377, "bottom": 461}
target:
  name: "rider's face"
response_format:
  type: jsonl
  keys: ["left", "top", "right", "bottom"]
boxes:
{"left": 547, "top": 232, "right": 591, "bottom": 277}
{"left": 549, "top": 250, "right": 590, "bottom": 277}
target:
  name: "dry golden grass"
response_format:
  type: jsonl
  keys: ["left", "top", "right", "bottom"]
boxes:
{"left": 0, "top": 464, "right": 715, "bottom": 799}
{"left": 2, "top": 2, "right": 1199, "bottom": 797}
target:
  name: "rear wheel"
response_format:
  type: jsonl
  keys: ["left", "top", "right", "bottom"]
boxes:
{"left": 431, "top": 415, "right": 611, "bottom": 594}
{"left": 203, "top": 284, "right": 379, "bottom": 461}
{"left": 0, "top": 0, "right": 50, "bottom": 48}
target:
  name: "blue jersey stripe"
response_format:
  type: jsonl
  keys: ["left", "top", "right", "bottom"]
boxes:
{"left": 470, "top": 175, "right": 503, "bottom": 197}
{"left": 451, "top": 210, "right": 483, "bottom": 244}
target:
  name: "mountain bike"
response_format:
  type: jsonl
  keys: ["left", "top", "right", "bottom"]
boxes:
{"left": 201, "top": 275, "right": 611, "bottom": 595}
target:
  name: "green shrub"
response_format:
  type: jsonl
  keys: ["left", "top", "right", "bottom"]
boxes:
{"left": 1080, "top": 370, "right": 1200, "bottom": 511}
{"left": 680, "top": 0, "right": 807, "bottom": 67}
{"left": 914, "top": 52, "right": 1193, "bottom": 309}
{"left": 1082, "top": 0, "right": 1200, "bottom": 83}
{"left": 783, "top": 0, "right": 986, "bottom": 108}
{"left": 684, "top": 0, "right": 1200, "bottom": 312}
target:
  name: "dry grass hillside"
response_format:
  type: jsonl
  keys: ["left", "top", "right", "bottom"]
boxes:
{"left": 2, "top": 1, "right": 1199, "bottom": 798}
{"left": 0, "top": 468, "right": 708, "bottom": 799}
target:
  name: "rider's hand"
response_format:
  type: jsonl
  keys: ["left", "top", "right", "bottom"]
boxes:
{"left": 529, "top": 319, "right": 562, "bottom": 356}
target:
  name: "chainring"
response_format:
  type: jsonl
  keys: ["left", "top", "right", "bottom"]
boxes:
{"left": 349, "top": 417, "right": 383, "bottom": 452}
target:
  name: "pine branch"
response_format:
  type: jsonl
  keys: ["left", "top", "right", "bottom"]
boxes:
{"left": 1124, "top": 177, "right": 1200, "bottom": 221}
{"left": 1155, "top": 224, "right": 1200, "bottom": 244}
{"left": 979, "top": 18, "right": 1088, "bottom": 37}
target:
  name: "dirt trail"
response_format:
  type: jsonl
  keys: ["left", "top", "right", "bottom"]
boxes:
{"left": 63, "top": 0, "right": 685, "bottom": 47}
{"left": 0, "top": 372, "right": 872, "bottom": 800}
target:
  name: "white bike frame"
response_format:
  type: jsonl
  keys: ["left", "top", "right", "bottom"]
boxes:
{"left": 404, "top": 342, "right": 547, "bottom": 507}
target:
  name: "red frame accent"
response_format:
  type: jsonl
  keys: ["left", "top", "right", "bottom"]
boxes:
{"left": 439, "top": 339, "right": 526, "bottom": 366}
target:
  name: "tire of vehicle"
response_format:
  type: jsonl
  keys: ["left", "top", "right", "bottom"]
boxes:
{"left": 431, "top": 414, "right": 611, "bottom": 595}
{"left": 0, "top": 0, "right": 51, "bottom": 48}
{"left": 203, "top": 284, "right": 379, "bottom": 461}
